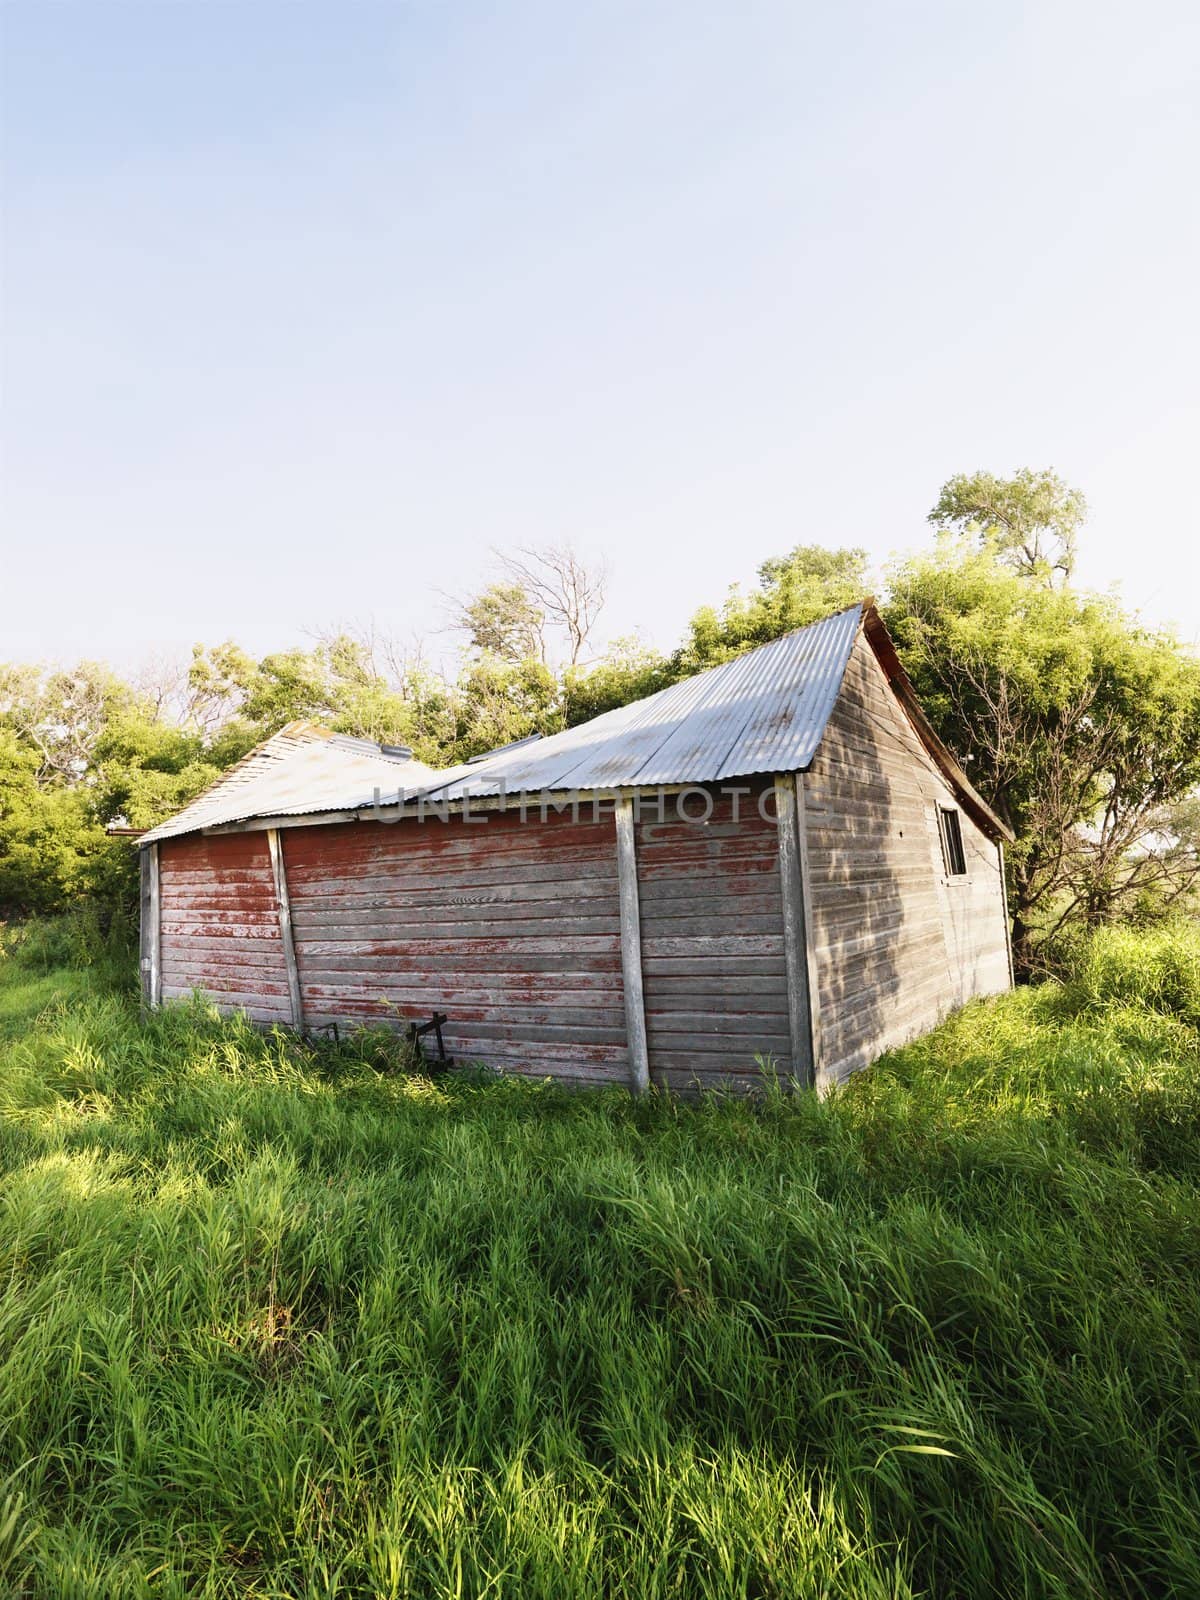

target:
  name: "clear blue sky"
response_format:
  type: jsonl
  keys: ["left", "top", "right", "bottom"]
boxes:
{"left": 3, "top": 0, "right": 1198, "bottom": 674}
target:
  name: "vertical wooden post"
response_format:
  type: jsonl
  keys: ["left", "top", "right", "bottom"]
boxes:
{"left": 267, "top": 828, "right": 304, "bottom": 1031}
{"left": 139, "top": 842, "right": 161, "bottom": 1012}
{"left": 614, "top": 796, "right": 651, "bottom": 1094}
{"left": 795, "top": 776, "right": 825, "bottom": 1090}
{"left": 775, "top": 773, "right": 822, "bottom": 1091}
{"left": 998, "top": 841, "right": 1015, "bottom": 990}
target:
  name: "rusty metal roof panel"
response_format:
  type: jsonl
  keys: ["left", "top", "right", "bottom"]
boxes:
{"left": 419, "top": 604, "right": 865, "bottom": 798}
{"left": 138, "top": 723, "right": 437, "bottom": 845}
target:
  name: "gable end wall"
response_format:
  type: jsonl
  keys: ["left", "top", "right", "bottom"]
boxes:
{"left": 804, "top": 634, "right": 1010, "bottom": 1083}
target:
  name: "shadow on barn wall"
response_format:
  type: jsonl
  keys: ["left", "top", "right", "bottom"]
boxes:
{"left": 803, "top": 636, "right": 963, "bottom": 1087}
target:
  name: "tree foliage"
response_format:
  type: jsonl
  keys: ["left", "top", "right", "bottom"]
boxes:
{"left": 185, "top": 634, "right": 459, "bottom": 762}
{"left": 0, "top": 729, "right": 104, "bottom": 912}
{"left": 458, "top": 583, "right": 546, "bottom": 663}
{"left": 886, "top": 538, "right": 1200, "bottom": 971}
{"left": 564, "top": 637, "right": 675, "bottom": 728}
{"left": 676, "top": 545, "right": 869, "bottom": 674}
{"left": 929, "top": 468, "right": 1084, "bottom": 584}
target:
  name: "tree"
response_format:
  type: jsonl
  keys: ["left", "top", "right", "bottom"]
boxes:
{"left": 563, "top": 636, "right": 674, "bottom": 727}
{"left": 0, "top": 660, "right": 137, "bottom": 784}
{"left": 458, "top": 582, "right": 546, "bottom": 663}
{"left": 929, "top": 468, "right": 1085, "bottom": 584}
{"left": 0, "top": 728, "right": 105, "bottom": 912}
{"left": 885, "top": 539, "right": 1200, "bottom": 973}
{"left": 183, "top": 642, "right": 266, "bottom": 738}
{"left": 675, "top": 544, "right": 869, "bottom": 673}
{"left": 495, "top": 546, "right": 607, "bottom": 667}
{"left": 303, "top": 626, "right": 461, "bottom": 760}
{"left": 0, "top": 664, "right": 148, "bottom": 914}
{"left": 449, "top": 655, "right": 563, "bottom": 763}
{"left": 184, "top": 634, "right": 458, "bottom": 761}
{"left": 445, "top": 548, "right": 609, "bottom": 750}
{"left": 90, "top": 710, "right": 233, "bottom": 833}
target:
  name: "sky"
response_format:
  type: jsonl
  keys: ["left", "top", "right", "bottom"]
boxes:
{"left": 2, "top": 0, "right": 1198, "bottom": 678}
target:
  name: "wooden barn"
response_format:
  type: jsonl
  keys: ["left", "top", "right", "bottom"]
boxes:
{"left": 136, "top": 603, "right": 1013, "bottom": 1093}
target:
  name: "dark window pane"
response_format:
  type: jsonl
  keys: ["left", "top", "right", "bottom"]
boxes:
{"left": 938, "top": 806, "right": 967, "bottom": 877}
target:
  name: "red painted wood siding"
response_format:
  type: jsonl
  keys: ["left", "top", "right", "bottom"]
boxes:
{"left": 158, "top": 832, "right": 291, "bottom": 1023}
{"left": 155, "top": 793, "right": 797, "bottom": 1094}
{"left": 635, "top": 786, "right": 793, "bottom": 1093}
{"left": 282, "top": 808, "right": 630, "bottom": 1090}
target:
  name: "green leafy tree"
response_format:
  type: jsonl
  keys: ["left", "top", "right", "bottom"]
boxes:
{"left": 0, "top": 729, "right": 106, "bottom": 911}
{"left": 459, "top": 583, "right": 546, "bottom": 663}
{"left": 449, "top": 656, "right": 563, "bottom": 763}
{"left": 929, "top": 468, "right": 1085, "bottom": 584}
{"left": 91, "top": 711, "right": 231, "bottom": 831}
{"left": 182, "top": 641, "right": 260, "bottom": 737}
{"left": 0, "top": 660, "right": 138, "bottom": 783}
{"left": 184, "top": 635, "right": 457, "bottom": 760}
{"left": 676, "top": 545, "right": 869, "bottom": 673}
{"left": 0, "top": 666, "right": 148, "bottom": 915}
{"left": 885, "top": 538, "right": 1200, "bottom": 973}
{"left": 563, "top": 637, "right": 674, "bottom": 727}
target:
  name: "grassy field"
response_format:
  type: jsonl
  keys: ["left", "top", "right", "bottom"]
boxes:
{"left": 1, "top": 924, "right": 1199, "bottom": 1598}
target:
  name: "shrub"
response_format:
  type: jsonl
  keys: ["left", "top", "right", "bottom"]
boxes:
{"left": 0, "top": 911, "right": 135, "bottom": 990}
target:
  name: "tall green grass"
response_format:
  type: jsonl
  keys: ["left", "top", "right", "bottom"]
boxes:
{"left": 1068, "top": 920, "right": 1200, "bottom": 1030}
{"left": 1, "top": 923, "right": 1198, "bottom": 1597}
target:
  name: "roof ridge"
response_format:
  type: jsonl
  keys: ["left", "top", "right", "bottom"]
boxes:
{"left": 275, "top": 719, "right": 336, "bottom": 741}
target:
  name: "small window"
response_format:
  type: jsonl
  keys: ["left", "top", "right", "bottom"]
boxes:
{"left": 938, "top": 806, "right": 967, "bottom": 877}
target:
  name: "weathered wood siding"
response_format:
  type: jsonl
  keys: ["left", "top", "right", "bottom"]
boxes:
{"left": 158, "top": 832, "right": 293, "bottom": 1023}
{"left": 282, "top": 808, "right": 631, "bottom": 1090}
{"left": 804, "top": 634, "right": 1010, "bottom": 1083}
{"left": 635, "top": 786, "right": 794, "bottom": 1093}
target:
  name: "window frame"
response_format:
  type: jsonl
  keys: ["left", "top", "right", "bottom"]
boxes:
{"left": 937, "top": 804, "right": 968, "bottom": 879}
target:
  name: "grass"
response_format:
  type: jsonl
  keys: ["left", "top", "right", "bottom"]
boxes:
{"left": 1, "top": 924, "right": 1199, "bottom": 1597}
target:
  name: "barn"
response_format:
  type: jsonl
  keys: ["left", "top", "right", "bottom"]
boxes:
{"left": 136, "top": 602, "right": 1013, "bottom": 1093}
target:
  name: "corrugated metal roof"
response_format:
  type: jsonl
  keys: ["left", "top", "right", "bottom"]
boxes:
{"left": 136, "top": 603, "right": 1010, "bottom": 845}
{"left": 391, "top": 603, "right": 865, "bottom": 800}
{"left": 137, "top": 723, "right": 437, "bottom": 845}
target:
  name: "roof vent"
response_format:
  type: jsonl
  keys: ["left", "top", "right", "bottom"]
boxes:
{"left": 467, "top": 732, "right": 543, "bottom": 764}
{"left": 379, "top": 743, "right": 413, "bottom": 760}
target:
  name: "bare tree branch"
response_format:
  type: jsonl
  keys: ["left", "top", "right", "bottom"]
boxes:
{"left": 495, "top": 546, "right": 607, "bottom": 667}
